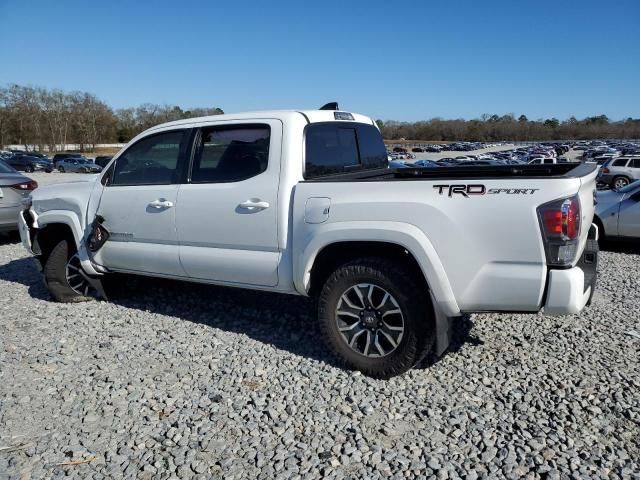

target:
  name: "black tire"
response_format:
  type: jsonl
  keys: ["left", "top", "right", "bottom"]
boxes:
{"left": 318, "top": 257, "right": 434, "bottom": 379}
{"left": 58, "top": 166, "right": 65, "bottom": 173}
{"left": 25, "top": 165, "right": 34, "bottom": 173}
{"left": 612, "top": 176, "right": 630, "bottom": 190}
{"left": 43, "top": 239, "right": 92, "bottom": 302}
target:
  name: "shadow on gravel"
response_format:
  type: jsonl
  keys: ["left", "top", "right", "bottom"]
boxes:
{"left": 0, "top": 257, "right": 50, "bottom": 299}
{"left": 0, "top": 251, "right": 479, "bottom": 371}
{"left": 416, "top": 314, "right": 479, "bottom": 369}
{"left": 106, "top": 277, "right": 482, "bottom": 371}
{"left": 105, "top": 275, "right": 344, "bottom": 367}
{"left": 599, "top": 240, "right": 640, "bottom": 255}
{"left": 0, "top": 231, "right": 21, "bottom": 246}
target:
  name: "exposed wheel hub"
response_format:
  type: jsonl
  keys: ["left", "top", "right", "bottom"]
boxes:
{"left": 336, "top": 283, "right": 405, "bottom": 358}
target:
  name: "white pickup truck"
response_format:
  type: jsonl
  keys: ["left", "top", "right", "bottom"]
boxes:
{"left": 19, "top": 106, "right": 599, "bottom": 378}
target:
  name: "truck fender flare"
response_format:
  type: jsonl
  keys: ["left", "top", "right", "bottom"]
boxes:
{"left": 295, "top": 221, "right": 460, "bottom": 317}
{"left": 35, "top": 210, "right": 102, "bottom": 276}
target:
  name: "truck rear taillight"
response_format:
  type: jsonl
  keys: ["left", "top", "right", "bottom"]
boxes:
{"left": 11, "top": 180, "right": 38, "bottom": 191}
{"left": 537, "top": 196, "right": 581, "bottom": 266}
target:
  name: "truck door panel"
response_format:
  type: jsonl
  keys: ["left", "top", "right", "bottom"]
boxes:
{"left": 176, "top": 120, "right": 282, "bottom": 287}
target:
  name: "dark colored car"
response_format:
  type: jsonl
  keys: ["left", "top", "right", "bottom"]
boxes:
{"left": 94, "top": 155, "right": 113, "bottom": 168}
{"left": 56, "top": 159, "right": 103, "bottom": 173}
{"left": 5, "top": 154, "right": 53, "bottom": 173}
{"left": 411, "top": 147, "right": 424, "bottom": 153}
{"left": 52, "top": 153, "right": 87, "bottom": 167}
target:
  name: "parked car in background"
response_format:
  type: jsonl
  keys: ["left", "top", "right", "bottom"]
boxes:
{"left": 5, "top": 153, "right": 53, "bottom": 173}
{"left": 0, "top": 160, "right": 38, "bottom": 233}
{"left": 529, "top": 157, "right": 557, "bottom": 165}
{"left": 413, "top": 159, "right": 441, "bottom": 167}
{"left": 94, "top": 156, "right": 113, "bottom": 168}
{"left": 57, "top": 158, "right": 103, "bottom": 173}
{"left": 52, "top": 153, "right": 88, "bottom": 168}
{"left": 594, "top": 180, "right": 640, "bottom": 241}
{"left": 596, "top": 157, "right": 640, "bottom": 189}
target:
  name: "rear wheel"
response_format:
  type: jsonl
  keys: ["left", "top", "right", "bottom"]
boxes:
{"left": 613, "top": 176, "right": 630, "bottom": 189}
{"left": 43, "top": 239, "right": 96, "bottom": 302}
{"left": 318, "top": 258, "right": 434, "bottom": 378}
{"left": 58, "top": 166, "right": 65, "bottom": 173}
{"left": 25, "top": 165, "right": 34, "bottom": 173}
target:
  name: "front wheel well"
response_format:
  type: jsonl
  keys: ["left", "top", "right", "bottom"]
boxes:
{"left": 308, "top": 241, "right": 429, "bottom": 297}
{"left": 34, "top": 223, "right": 77, "bottom": 266}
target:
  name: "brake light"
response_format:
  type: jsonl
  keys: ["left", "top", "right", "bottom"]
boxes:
{"left": 11, "top": 180, "right": 38, "bottom": 191}
{"left": 602, "top": 168, "right": 610, "bottom": 174}
{"left": 537, "top": 196, "right": 581, "bottom": 266}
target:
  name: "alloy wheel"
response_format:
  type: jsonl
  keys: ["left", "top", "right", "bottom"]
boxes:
{"left": 614, "top": 177, "right": 629, "bottom": 189}
{"left": 335, "top": 283, "right": 405, "bottom": 358}
{"left": 65, "top": 253, "right": 97, "bottom": 297}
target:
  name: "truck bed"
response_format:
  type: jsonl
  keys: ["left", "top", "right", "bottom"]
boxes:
{"left": 303, "top": 162, "right": 597, "bottom": 182}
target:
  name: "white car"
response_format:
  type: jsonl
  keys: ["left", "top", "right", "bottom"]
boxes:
{"left": 18, "top": 106, "right": 599, "bottom": 378}
{"left": 594, "top": 180, "right": 640, "bottom": 240}
{"left": 529, "top": 157, "right": 558, "bottom": 165}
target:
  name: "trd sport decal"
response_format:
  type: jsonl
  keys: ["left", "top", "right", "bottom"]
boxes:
{"left": 434, "top": 184, "right": 539, "bottom": 197}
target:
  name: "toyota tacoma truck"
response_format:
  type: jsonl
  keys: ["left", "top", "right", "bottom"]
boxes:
{"left": 18, "top": 105, "right": 599, "bottom": 378}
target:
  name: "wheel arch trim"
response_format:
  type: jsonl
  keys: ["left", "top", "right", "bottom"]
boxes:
{"left": 35, "top": 210, "right": 101, "bottom": 276}
{"left": 295, "top": 221, "right": 460, "bottom": 317}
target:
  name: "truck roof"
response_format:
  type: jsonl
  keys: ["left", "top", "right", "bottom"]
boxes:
{"left": 147, "top": 109, "right": 377, "bottom": 132}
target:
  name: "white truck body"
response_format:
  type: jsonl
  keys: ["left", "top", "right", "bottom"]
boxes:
{"left": 18, "top": 108, "right": 599, "bottom": 377}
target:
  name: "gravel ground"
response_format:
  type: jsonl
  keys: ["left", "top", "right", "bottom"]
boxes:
{"left": 0, "top": 238, "right": 639, "bottom": 480}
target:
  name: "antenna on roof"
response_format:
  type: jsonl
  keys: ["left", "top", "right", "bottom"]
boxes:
{"left": 320, "top": 102, "right": 339, "bottom": 111}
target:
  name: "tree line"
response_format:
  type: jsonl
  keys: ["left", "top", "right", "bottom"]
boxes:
{"left": 2, "top": 83, "right": 638, "bottom": 151}
{"left": 0, "top": 84, "right": 224, "bottom": 152}
{"left": 377, "top": 114, "right": 640, "bottom": 142}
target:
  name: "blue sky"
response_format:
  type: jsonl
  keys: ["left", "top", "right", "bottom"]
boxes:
{"left": 0, "top": 0, "right": 638, "bottom": 121}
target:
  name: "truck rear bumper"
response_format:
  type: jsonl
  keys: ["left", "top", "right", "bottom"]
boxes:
{"left": 543, "top": 228, "right": 598, "bottom": 316}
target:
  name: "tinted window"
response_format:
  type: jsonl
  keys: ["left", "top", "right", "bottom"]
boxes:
{"left": 305, "top": 123, "right": 387, "bottom": 179}
{"left": 358, "top": 124, "right": 388, "bottom": 169}
{"left": 630, "top": 158, "right": 640, "bottom": 168}
{"left": 111, "top": 130, "right": 186, "bottom": 186}
{"left": 612, "top": 158, "right": 628, "bottom": 167}
{"left": 191, "top": 125, "right": 269, "bottom": 183}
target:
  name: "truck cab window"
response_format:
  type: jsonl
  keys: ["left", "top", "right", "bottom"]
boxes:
{"left": 111, "top": 130, "right": 186, "bottom": 186}
{"left": 191, "top": 126, "right": 270, "bottom": 183}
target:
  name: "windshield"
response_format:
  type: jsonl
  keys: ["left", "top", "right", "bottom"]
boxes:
{"left": 0, "top": 160, "right": 17, "bottom": 173}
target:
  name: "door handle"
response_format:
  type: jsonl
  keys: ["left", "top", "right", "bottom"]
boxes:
{"left": 238, "top": 199, "right": 270, "bottom": 211}
{"left": 148, "top": 199, "right": 174, "bottom": 209}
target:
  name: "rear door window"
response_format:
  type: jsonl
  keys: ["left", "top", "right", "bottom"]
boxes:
{"left": 630, "top": 158, "right": 640, "bottom": 168}
{"left": 190, "top": 125, "right": 270, "bottom": 183}
{"left": 612, "top": 158, "right": 629, "bottom": 167}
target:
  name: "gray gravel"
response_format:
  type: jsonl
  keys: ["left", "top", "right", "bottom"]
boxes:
{"left": 0, "top": 237, "right": 638, "bottom": 479}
